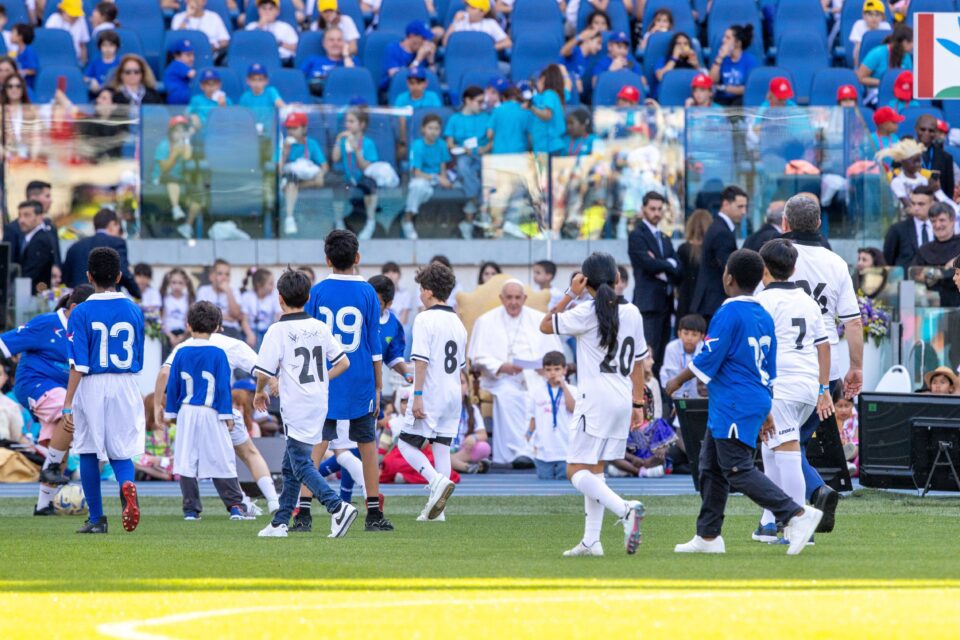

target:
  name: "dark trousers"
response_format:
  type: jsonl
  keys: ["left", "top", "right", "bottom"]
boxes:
{"left": 798, "top": 378, "right": 841, "bottom": 500}
{"left": 696, "top": 432, "right": 802, "bottom": 538}
{"left": 179, "top": 476, "right": 244, "bottom": 515}
{"left": 642, "top": 309, "right": 672, "bottom": 377}
{"left": 272, "top": 437, "right": 341, "bottom": 527}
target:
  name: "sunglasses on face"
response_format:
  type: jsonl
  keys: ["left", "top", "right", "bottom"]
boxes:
{"left": 122, "top": 68, "right": 142, "bottom": 75}
{"left": 6, "top": 83, "right": 22, "bottom": 89}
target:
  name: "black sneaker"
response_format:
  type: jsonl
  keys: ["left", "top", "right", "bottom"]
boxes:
{"left": 290, "top": 511, "right": 312, "bottom": 532}
{"left": 813, "top": 485, "right": 838, "bottom": 533}
{"left": 33, "top": 504, "right": 56, "bottom": 516}
{"left": 39, "top": 466, "right": 70, "bottom": 486}
{"left": 76, "top": 517, "right": 108, "bottom": 534}
{"left": 365, "top": 510, "right": 394, "bottom": 531}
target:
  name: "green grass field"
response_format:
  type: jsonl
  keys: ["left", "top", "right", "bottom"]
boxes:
{"left": 2, "top": 490, "right": 958, "bottom": 639}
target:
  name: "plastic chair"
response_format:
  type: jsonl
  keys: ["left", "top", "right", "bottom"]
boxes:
{"left": 34, "top": 66, "right": 87, "bottom": 103}
{"left": 323, "top": 66, "right": 378, "bottom": 105}
{"left": 772, "top": 0, "right": 828, "bottom": 50}
{"left": 294, "top": 31, "right": 325, "bottom": 69}
{"left": 656, "top": 68, "right": 699, "bottom": 106}
{"left": 593, "top": 69, "right": 645, "bottom": 106}
{"left": 510, "top": 32, "right": 564, "bottom": 83}
{"left": 33, "top": 29, "right": 79, "bottom": 68}
{"left": 362, "top": 30, "right": 403, "bottom": 91}
{"left": 858, "top": 28, "right": 892, "bottom": 69}
{"left": 270, "top": 68, "right": 313, "bottom": 103}
{"left": 776, "top": 30, "right": 829, "bottom": 103}
{"left": 227, "top": 30, "right": 283, "bottom": 76}
{"left": 379, "top": 0, "right": 431, "bottom": 33}
{"left": 809, "top": 68, "right": 860, "bottom": 106}
{"left": 576, "top": 0, "right": 629, "bottom": 34}
{"left": 444, "top": 31, "right": 498, "bottom": 99}
{"left": 743, "top": 66, "right": 793, "bottom": 107}
{"left": 203, "top": 108, "right": 269, "bottom": 225}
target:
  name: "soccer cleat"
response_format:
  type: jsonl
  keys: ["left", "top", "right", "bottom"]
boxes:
{"left": 784, "top": 507, "right": 823, "bottom": 556}
{"left": 328, "top": 502, "right": 359, "bottom": 538}
{"left": 77, "top": 517, "right": 108, "bottom": 534}
{"left": 258, "top": 523, "right": 288, "bottom": 537}
{"left": 290, "top": 511, "right": 312, "bottom": 532}
{"left": 183, "top": 511, "right": 201, "bottom": 521}
{"left": 752, "top": 522, "right": 779, "bottom": 543}
{"left": 622, "top": 501, "right": 645, "bottom": 554}
{"left": 416, "top": 510, "right": 445, "bottom": 522}
{"left": 425, "top": 474, "right": 456, "bottom": 520}
{"left": 674, "top": 535, "right": 726, "bottom": 554}
{"left": 364, "top": 512, "right": 395, "bottom": 531}
{"left": 812, "top": 485, "right": 839, "bottom": 533}
{"left": 33, "top": 504, "right": 56, "bottom": 516}
{"left": 39, "top": 466, "right": 70, "bottom": 486}
{"left": 563, "top": 541, "right": 604, "bottom": 557}
{"left": 120, "top": 481, "right": 140, "bottom": 532}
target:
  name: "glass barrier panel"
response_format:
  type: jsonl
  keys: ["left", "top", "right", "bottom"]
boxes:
{"left": 481, "top": 152, "right": 549, "bottom": 239}
{"left": 854, "top": 266, "right": 904, "bottom": 323}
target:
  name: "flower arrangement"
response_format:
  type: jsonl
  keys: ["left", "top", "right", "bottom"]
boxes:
{"left": 858, "top": 290, "right": 891, "bottom": 347}
{"left": 144, "top": 310, "right": 164, "bottom": 341}
{"left": 34, "top": 286, "right": 71, "bottom": 313}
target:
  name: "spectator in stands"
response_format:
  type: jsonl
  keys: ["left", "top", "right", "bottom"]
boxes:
{"left": 872, "top": 106, "right": 903, "bottom": 167}
{"left": 45, "top": 0, "right": 91, "bottom": 64}
{"left": 240, "top": 267, "right": 281, "bottom": 346}
{"left": 923, "top": 366, "right": 957, "bottom": 394}
{"left": 160, "top": 267, "right": 195, "bottom": 351}
{"left": 279, "top": 111, "right": 327, "bottom": 235}
{"left": 163, "top": 39, "right": 197, "bottom": 106}
{"left": 62, "top": 208, "right": 140, "bottom": 296}
{"left": 109, "top": 54, "right": 162, "bottom": 106}
{"left": 527, "top": 64, "right": 566, "bottom": 155}
{"left": 878, "top": 139, "right": 958, "bottom": 214}
{"left": 172, "top": 0, "right": 232, "bottom": 58}
{"left": 837, "top": 84, "right": 858, "bottom": 107}
{"left": 393, "top": 66, "right": 441, "bottom": 108}
{"left": 446, "top": 86, "right": 491, "bottom": 239}
{"left": 135, "top": 263, "right": 161, "bottom": 313}
{"left": 883, "top": 185, "right": 933, "bottom": 268}
{"left": 639, "top": 8, "right": 673, "bottom": 52}
{"left": 90, "top": 2, "right": 118, "bottom": 38}
{"left": 313, "top": 0, "right": 361, "bottom": 56}
{"left": 478, "top": 261, "right": 502, "bottom": 285}
{"left": 11, "top": 200, "right": 57, "bottom": 293}
{"left": 10, "top": 24, "right": 37, "bottom": 90}
{"left": 850, "top": 0, "right": 891, "bottom": 67}
{"left": 300, "top": 26, "right": 354, "bottom": 97}
{"left": 762, "top": 77, "right": 796, "bottom": 108}
{"left": 563, "top": 4, "right": 610, "bottom": 36}
{"left": 916, "top": 114, "right": 956, "bottom": 200}
{"left": 0, "top": 56, "right": 17, "bottom": 87}
{"left": 560, "top": 108, "right": 595, "bottom": 157}
{"left": 857, "top": 247, "right": 886, "bottom": 272}
{"left": 84, "top": 30, "right": 120, "bottom": 93}
{"left": 615, "top": 84, "right": 639, "bottom": 108}
{"left": 709, "top": 24, "right": 757, "bottom": 106}
{"left": 188, "top": 69, "right": 230, "bottom": 129}
{"left": 247, "top": 0, "right": 299, "bottom": 62}
{"left": 382, "top": 20, "right": 436, "bottom": 91}
{"left": 913, "top": 202, "right": 960, "bottom": 270}
{"left": 487, "top": 84, "right": 529, "bottom": 153}
{"left": 402, "top": 114, "right": 453, "bottom": 239}
{"left": 153, "top": 115, "right": 201, "bottom": 239}
{"left": 1, "top": 72, "right": 39, "bottom": 160}
{"left": 443, "top": 0, "right": 512, "bottom": 52}
{"left": 560, "top": 24, "right": 603, "bottom": 96}
{"left": 654, "top": 32, "right": 701, "bottom": 90}
{"left": 331, "top": 106, "right": 380, "bottom": 240}
{"left": 592, "top": 31, "right": 638, "bottom": 83}
{"left": 743, "top": 200, "right": 784, "bottom": 251}
{"left": 197, "top": 258, "right": 256, "bottom": 345}
{"left": 0, "top": 8, "right": 9, "bottom": 53}
{"left": 888, "top": 70, "right": 918, "bottom": 113}
{"left": 685, "top": 72, "right": 715, "bottom": 108}
{"left": 239, "top": 63, "right": 286, "bottom": 133}
{"left": 857, "top": 24, "right": 913, "bottom": 105}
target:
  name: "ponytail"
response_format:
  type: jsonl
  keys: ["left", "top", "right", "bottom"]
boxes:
{"left": 580, "top": 252, "right": 620, "bottom": 356}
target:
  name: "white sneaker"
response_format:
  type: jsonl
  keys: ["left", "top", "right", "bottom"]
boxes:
{"left": 172, "top": 205, "right": 186, "bottom": 221}
{"left": 416, "top": 510, "right": 445, "bottom": 522}
{"left": 177, "top": 223, "right": 193, "bottom": 239}
{"left": 358, "top": 218, "right": 376, "bottom": 240}
{"left": 258, "top": 523, "right": 288, "bottom": 537}
{"left": 674, "top": 535, "right": 726, "bottom": 553}
{"left": 784, "top": 507, "right": 822, "bottom": 556}
{"left": 284, "top": 216, "right": 298, "bottom": 235}
{"left": 425, "top": 474, "right": 455, "bottom": 520}
{"left": 267, "top": 499, "right": 280, "bottom": 514}
{"left": 334, "top": 216, "right": 346, "bottom": 230}
{"left": 243, "top": 499, "right": 264, "bottom": 517}
{"left": 622, "top": 501, "right": 645, "bottom": 554}
{"left": 458, "top": 221, "right": 474, "bottom": 239}
{"left": 563, "top": 541, "right": 604, "bottom": 557}
{"left": 328, "top": 502, "right": 358, "bottom": 538}
{"left": 640, "top": 465, "right": 665, "bottom": 478}
{"left": 401, "top": 219, "right": 418, "bottom": 239}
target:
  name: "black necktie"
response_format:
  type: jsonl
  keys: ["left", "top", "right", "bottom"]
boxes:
{"left": 656, "top": 230, "right": 664, "bottom": 256}
{"left": 921, "top": 222, "right": 930, "bottom": 246}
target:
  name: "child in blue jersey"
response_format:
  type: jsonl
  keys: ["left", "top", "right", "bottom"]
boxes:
{"left": 84, "top": 30, "right": 120, "bottom": 93}
{"left": 0, "top": 285, "right": 94, "bottom": 514}
{"left": 163, "top": 38, "right": 197, "bottom": 105}
{"left": 330, "top": 107, "right": 380, "bottom": 240}
{"left": 445, "top": 86, "right": 492, "bottom": 239}
{"left": 63, "top": 247, "right": 146, "bottom": 535}
{"left": 402, "top": 114, "right": 452, "bottom": 239}
{"left": 592, "top": 31, "right": 639, "bottom": 83}
{"left": 11, "top": 24, "right": 38, "bottom": 89}
{"left": 188, "top": 69, "right": 231, "bottom": 130}
{"left": 527, "top": 65, "right": 567, "bottom": 155}
{"left": 279, "top": 111, "right": 327, "bottom": 235}
{"left": 239, "top": 63, "right": 286, "bottom": 134}
{"left": 165, "top": 301, "right": 249, "bottom": 520}
{"left": 302, "top": 230, "right": 394, "bottom": 532}
{"left": 666, "top": 249, "right": 822, "bottom": 556}
{"left": 392, "top": 66, "right": 442, "bottom": 109}
{"left": 487, "top": 85, "right": 530, "bottom": 154}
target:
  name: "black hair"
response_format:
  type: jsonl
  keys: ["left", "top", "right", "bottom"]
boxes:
{"left": 241, "top": 266, "right": 273, "bottom": 294}
{"left": 12, "top": 24, "right": 34, "bottom": 45}
{"left": 58, "top": 283, "right": 94, "bottom": 311}
{"left": 324, "top": 229, "right": 359, "bottom": 271}
{"left": 25, "top": 180, "right": 50, "bottom": 198}
{"left": 416, "top": 262, "right": 457, "bottom": 302}
{"left": 213, "top": 258, "right": 230, "bottom": 269}
{"left": 542, "top": 351, "right": 566, "bottom": 368}
{"left": 187, "top": 301, "right": 223, "bottom": 334}
{"left": 534, "top": 260, "right": 557, "bottom": 277}
{"left": 368, "top": 274, "right": 396, "bottom": 305}
{"left": 581, "top": 252, "right": 620, "bottom": 355}
{"left": 911, "top": 185, "right": 937, "bottom": 198}
{"left": 566, "top": 107, "right": 591, "bottom": 132}
{"left": 887, "top": 24, "right": 912, "bottom": 69}
{"left": 721, "top": 184, "right": 748, "bottom": 204}
{"left": 95, "top": 1, "right": 118, "bottom": 23}
{"left": 642, "top": 191, "right": 666, "bottom": 207}
{"left": 134, "top": 263, "right": 152, "bottom": 278}
{"left": 725, "top": 249, "right": 765, "bottom": 292}
{"left": 421, "top": 113, "right": 442, "bottom": 128}
{"left": 477, "top": 261, "right": 502, "bottom": 285}
{"left": 584, "top": 9, "right": 611, "bottom": 30}
{"left": 502, "top": 86, "right": 522, "bottom": 101}
{"left": 857, "top": 247, "right": 886, "bottom": 269}
{"left": 93, "top": 207, "right": 118, "bottom": 230}
{"left": 729, "top": 24, "right": 754, "bottom": 50}
{"left": 18, "top": 200, "right": 42, "bottom": 215}
{"left": 759, "top": 238, "right": 798, "bottom": 281}
{"left": 276, "top": 268, "right": 312, "bottom": 308}
{"left": 381, "top": 261, "right": 400, "bottom": 275}
{"left": 88, "top": 247, "right": 121, "bottom": 288}
{"left": 298, "top": 265, "right": 316, "bottom": 282}
{"left": 678, "top": 313, "right": 707, "bottom": 334}
{"left": 97, "top": 29, "right": 120, "bottom": 49}
{"left": 430, "top": 254, "right": 452, "bottom": 268}
{"left": 617, "top": 264, "right": 629, "bottom": 285}
{"left": 462, "top": 85, "right": 484, "bottom": 103}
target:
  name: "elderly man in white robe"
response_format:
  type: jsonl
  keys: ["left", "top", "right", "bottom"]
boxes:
{"left": 468, "top": 279, "right": 564, "bottom": 466}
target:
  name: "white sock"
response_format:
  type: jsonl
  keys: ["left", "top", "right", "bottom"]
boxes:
{"left": 37, "top": 484, "right": 57, "bottom": 510}
{"left": 336, "top": 451, "right": 367, "bottom": 498}
{"left": 582, "top": 477, "right": 605, "bottom": 546}
{"left": 570, "top": 470, "right": 628, "bottom": 519}
{"left": 432, "top": 443, "right": 452, "bottom": 480}
{"left": 760, "top": 445, "right": 779, "bottom": 526}
{"left": 43, "top": 447, "right": 66, "bottom": 470}
{"left": 775, "top": 450, "right": 805, "bottom": 509}
{"left": 256, "top": 476, "right": 279, "bottom": 505}
{"left": 398, "top": 439, "right": 438, "bottom": 484}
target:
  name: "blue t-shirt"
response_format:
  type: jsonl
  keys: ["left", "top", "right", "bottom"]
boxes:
{"left": 0, "top": 310, "right": 70, "bottom": 407}
{"left": 17, "top": 45, "right": 38, "bottom": 89}
{"left": 152, "top": 138, "right": 184, "bottom": 182}
{"left": 67, "top": 292, "right": 145, "bottom": 376}
{"left": 187, "top": 93, "right": 233, "bottom": 128}
{"left": 380, "top": 311, "right": 406, "bottom": 368}
{"left": 690, "top": 297, "right": 776, "bottom": 447}
{"left": 381, "top": 41, "right": 415, "bottom": 89}
{"left": 410, "top": 136, "right": 451, "bottom": 175}
{"left": 592, "top": 54, "right": 639, "bottom": 76}
{"left": 239, "top": 86, "right": 282, "bottom": 130}
{"left": 716, "top": 52, "right": 758, "bottom": 101}
{"left": 306, "top": 275, "right": 383, "bottom": 420}
{"left": 286, "top": 137, "right": 327, "bottom": 164}
{"left": 83, "top": 56, "right": 118, "bottom": 86}
{"left": 164, "top": 342, "right": 233, "bottom": 419}
{"left": 393, "top": 90, "right": 442, "bottom": 109}
{"left": 163, "top": 60, "right": 194, "bottom": 105}
{"left": 299, "top": 54, "right": 344, "bottom": 80}
{"left": 489, "top": 101, "right": 529, "bottom": 154}
{"left": 563, "top": 47, "right": 590, "bottom": 83}
{"left": 337, "top": 135, "right": 378, "bottom": 182}
{"left": 444, "top": 111, "right": 491, "bottom": 147}
{"left": 862, "top": 46, "right": 913, "bottom": 79}
{"left": 560, "top": 133, "right": 596, "bottom": 157}
{"left": 529, "top": 89, "right": 565, "bottom": 154}
{"left": 887, "top": 98, "right": 920, "bottom": 113}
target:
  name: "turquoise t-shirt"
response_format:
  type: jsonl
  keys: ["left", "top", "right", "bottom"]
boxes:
{"left": 862, "top": 46, "right": 913, "bottom": 79}
{"left": 528, "top": 89, "right": 565, "bottom": 154}
{"left": 444, "top": 111, "right": 491, "bottom": 147}
{"left": 187, "top": 93, "right": 233, "bottom": 128}
{"left": 286, "top": 137, "right": 326, "bottom": 164}
{"left": 393, "top": 90, "right": 442, "bottom": 109}
{"left": 410, "top": 137, "right": 451, "bottom": 175}
{"left": 337, "top": 135, "right": 378, "bottom": 181}
{"left": 152, "top": 139, "right": 183, "bottom": 181}
{"left": 239, "top": 86, "right": 282, "bottom": 130}
{"left": 489, "top": 101, "right": 530, "bottom": 154}
{"left": 559, "top": 133, "right": 595, "bottom": 157}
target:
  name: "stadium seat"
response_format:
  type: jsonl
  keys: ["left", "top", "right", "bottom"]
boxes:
{"left": 706, "top": 0, "right": 763, "bottom": 59}
{"left": 387, "top": 67, "right": 443, "bottom": 105}
{"left": 203, "top": 108, "right": 270, "bottom": 228}
{"left": 772, "top": 0, "right": 828, "bottom": 51}
{"left": 656, "top": 68, "right": 700, "bottom": 106}
{"left": 593, "top": 69, "right": 645, "bottom": 106}
{"left": 410, "top": 106, "right": 453, "bottom": 141}
{"left": 877, "top": 67, "right": 905, "bottom": 105}
{"left": 452, "top": 69, "right": 501, "bottom": 106}
{"left": 162, "top": 30, "right": 214, "bottom": 71}
{"left": 444, "top": 32, "right": 498, "bottom": 100}
{"left": 270, "top": 68, "right": 312, "bottom": 103}
{"left": 114, "top": 3, "right": 165, "bottom": 75}
{"left": 899, "top": 106, "right": 944, "bottom": 137}
{"left": 905, "top": 0, "right": 954, "bottom": 25}
{"left": 641, "top": 0, "right": 697, "bottom": 38}
{"left": 33, "top": 29, "right": 78, "bottom": 68}
{"left": 857, "top": 28, "right": 892, "bottom": 68}
{"left": 227, "top": 30, "right": 283, "bottom": 76}
{"left": 743, "top": 66, "right": 793, "bottom": 106}
{"left": 510, "top": 32, "right": 564, "bottom": 83}
{"left": 642, "top": 31, "right": 704, "bottom": 90}
{"left": 294, "top": 31, "right": 325, "bottom": 69}
{"left": 34, "top": 66, "right": 86, "bottom": 104}
{"left": 1, "top": 0, "right": 30, "bottom": 26}
{"left": 837, "top": 0, "right": 892, "bottom": 65}
{"left": 379, "top": 0, "right": 431, "bottom": 34}
{"left": 362, "top": 31, "right": 403, "bottom": 91}
{"left": 444, "top": 0, "right": 466, "bottom": 26}
{"left": 190, "top": 66, "right": 244, "bottom": 102}
{"left": 809, "top": 68, "right": 861, "bottom": 106}
{"left": 323, "top": 66, "right": 377, "bottom": 105}
{"left": 366, "top": 112, "right": 399, "bottom": 167}
{"left": 245, "top": 0, "right": 299, "bottom": 28}
{"left": 776, "top": 30, "right": 829, "bottom": 103}
{"left": 942, "top": 101, "right": 960, "bottom": 128}
{"left": 576, "top": 0, "right": 629, "bottom": 34}
{"left": 511, "top": 0, "right": 564, "bottom": 40}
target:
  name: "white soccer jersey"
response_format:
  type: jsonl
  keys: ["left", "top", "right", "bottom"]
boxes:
{"left": 757, "top": 283, "right": 829, "bottom": 405}
{"left": 163, "top": 332, "right": 258, "bottom": 375}
{"left": 254, "top": 313, "right": 345, "bottom": 445}
{"left": 553, "top": 300, "right": 649, "bottom": 440}
{"left": 404, "top": 305, "right": 467, "bottom": 437}
{"left": 789, "top": 241, "right": 860, "bottom": 381}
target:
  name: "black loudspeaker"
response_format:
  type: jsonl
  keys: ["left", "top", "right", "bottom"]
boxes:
{"left": 236, "top": 437, "right": 286, "bottom": 497}
{"left": 0, "top": 243, "right": 9, "bottom": 331}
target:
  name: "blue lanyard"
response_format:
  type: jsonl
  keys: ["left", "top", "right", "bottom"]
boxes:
{"left": 547, "top": 383, "right": 563, "bottom": 429}
{"left": 922, "top": 148, "right": 933, "bottom": 171}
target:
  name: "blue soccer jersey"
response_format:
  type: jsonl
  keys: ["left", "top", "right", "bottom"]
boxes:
{"left": 163, "top": 341, "right": 233, "bottom": 420}
{"left": 0, "top": 309, "right": 71, "bottom": 407}
{"left": 67, "top": 292, "right": 145, "bottom": 375}
{"left": 380, "top": 310, "right": 406, "bottom": 369}
{"left": 306, "top": 275, "right": 382, "bottom": 419}
{"left": 689, "top": 296, "right": 777, "bottom": 447}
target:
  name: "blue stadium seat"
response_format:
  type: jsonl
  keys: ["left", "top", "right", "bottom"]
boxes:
{"left": 294, "top": 31, "right": 325, "bottom": 69}
{"left": 1, "top": 0, "right": 30, "bottom": 26}
{"left": 905, "top": 0, "right": 954, "bottom": 25}
{"left": 772, "top": 0, "right": 827, "bottom": 50}
{"left": 245, "top": 0, "right": 299, "bottom": 28}
{"left": 411, "top": 106, "right": 453, "bottom": 141}
{"left": 656, "top": 68, "right": 699, "bottom": 106}
{"left": 324, "top": 66, "right": 377, "bottom": 105}
{"left": 877, "top": 67, "right": 905, "bottom": 104}
{"left": 94, "top": 28, "right": 144, "bottom": 61}
{"left": 34, "top": 66, "right": 86, "bottom": 103}
{"left": 114, "top": 2, "right": 165, "bottom": 74}
{"left": 837, "top": 0, "right": 892, "bottom": 65}
{"left": 444, "top": 31, "right": 498, "bottom": 99}
{"left": 945, "top": 145, "right": 960, "bottom": 165}
{"left": 511, "top": 0, "right": 564, "bottom": 40}
{"left": 162, "top": 30, "right": 214, "bottom": 71}
{"left": 362, "top": 31, "right": 403, "bottom": 91}
{"left": 576, "top": 0, "right": 629, "bottom": 34}
{"left": 453, "top": 69, "right": 501, "bottom": 106}
{"left": 367, "top": 112, "right": 399, "bottom": 167}
{"left": 510, "top": 32, "right": 564, "bottom": 83}
{"left": 33, "top": 29, "right": 78, "bottom": 68}
{"left": 189, "top": 66, "right": 244, "bottom": 102}
{"left": 387, "top": 67, "right": 443, "bottom": 105}
{"left": 642, "top": 31, "right": 703, "bottom": 89}
{"left": 707, "top": 11, "right": 764, "bottom": 62}
{"left": 641, "top": 0, "right": 697, "bottom": 37}
{"left": 270, "top": 68, "right": 312, "bottom": 103}
{"left": 203, "top": 108, "right": 270, "bottom": 228}
{"left": 743, "top": 65, "right": 793, "bottom": 106}
{"left": 899, "top": 106, "right": 944, "bottom": 137}
{"left": 593, "top": 69, "right": 644, "bottom": 106}
{"left": 444, "top": 0, "right": 466, "bottom": 26}
{"left": 857, "top": 28, "right": 892, "bottom": 68}
{"left": 227, "top": 30, "right": 283, "bottom": 76}
{"left": 776, "top": 30, "right": 828, "bottom": 103}
{"left": 809, "top": 68, "right": 860, "bottom": 106}
{"left": 942, "top": 101, "right": 960, "bottom": 128}
{"left": 379, "top": 0, "right": 430, "bottom": 34}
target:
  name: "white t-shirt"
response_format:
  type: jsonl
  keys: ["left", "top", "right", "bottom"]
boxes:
{"left": 529, "top": 380, "right": 577, "bottom": 462}
{"left": 246, "top": 20, "right": 299, "bottom": 59}
{"left": 311, "top": 15, "right": 360, "bottom": 44}
{"left": 404, "top": 305, "right": 468, "bottom": 435}
{"left": 162, "top": 294, "right": 189, "bottom": 333}
{"left": 554, "top": 300, "right": 649, "bottom": 439}
{"left": 757, "top": 283, "right": 829, "bottom": 405}
{"left": 254, "top": 313, "right": 345, "bottom": 444}
{"left": 196, "top": 284, "right": 244, "bottom": 330}
{"left": 240, "top": 290, "right": 281, "bottom": 333}
{"left": 164, "top": 332, "right": 258, "bottom": 375}
{"left": 45, "top": 13, "right": 90, "bottom": 58}
{"left": 172, "top": 10, "right": 232, "bottom": 48}
{"left": 140, "top": 285, "right": 162, "bottom": 313}
{"left": 450, "top": 17, "right": 508, "bottom": 43}
{"left": 849, "top": 19, "right": 892, "bottom": 45}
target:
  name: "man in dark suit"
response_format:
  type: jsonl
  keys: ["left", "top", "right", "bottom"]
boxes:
{"left": 3, "top": 180, "right": 60, "bottom": 269}
{"left": 883, "top": 186, "right": 934, "bottom": 269}
{"left": 62, "top": 208, "right": 141, "bottom": 297}
{"left": 11, "top": 200, "right": 58, "bottom": 292}
{"left": 743, "top": 200, "right": 784, "bottom": 251}
{"left": 692, "top": 185, "right": 748, "bottom": 321}
{"left": 628, "top": 191, "right": 682, "bottom": 375}
{"left": 916, "top": 115, "right": 955, "bottom": 199}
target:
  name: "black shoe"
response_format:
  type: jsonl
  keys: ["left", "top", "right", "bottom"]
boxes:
{"left": 290, "top": 511, "right": 312, "bottom": 532}
{"left": 365, "top": 510, "right": 394, "bottom": 531}
{"left": 477, "top": 459, "right": 490, "bottom": 474}
{"left": 76, "top": 517, "right": 108, "bottom": 534}
{"left": 33, "top": 504, "right": 56, "bottom": 516}
{"left": 39, "top": 466, "right": 70, "bottom": 486}
{"left": 813, "top": 485, "right": 838, "bottom": 533}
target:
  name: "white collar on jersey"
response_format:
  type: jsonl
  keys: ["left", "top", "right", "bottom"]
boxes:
{"left": 721, "top": 295, "right": 760, "bottom": 306}
{"left": 57, "top": 308, "right": 68, "bottom": 330}
{"left": 325, "top": 274, "right": 364, "bottom": 281}
{"left": 87, "top": 291, "right": 127, "bottom": 301}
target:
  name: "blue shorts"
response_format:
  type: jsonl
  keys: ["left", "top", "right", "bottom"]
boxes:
{"left": 323, "top": 414, "right": 376, "bottom": 444}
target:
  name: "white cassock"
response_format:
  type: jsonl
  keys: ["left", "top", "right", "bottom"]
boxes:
{"left": 469, "top": 306, "right": 563, "bottom": 464}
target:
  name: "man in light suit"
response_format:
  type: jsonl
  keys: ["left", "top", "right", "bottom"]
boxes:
{"left": 692, "top": 185, "right": 748, "bottom": 322}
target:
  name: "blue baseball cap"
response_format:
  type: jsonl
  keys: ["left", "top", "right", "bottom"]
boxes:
{"left": 247, "top": 63, "right": 269, "bottom": 77}
{"left": 609, "top": 31, "right": 629, "bottom": 44}
{"left": 407, "top": 66, "right": 427, "bottom": 81}
{"left": 405, "top": 20, "right": 433, "bottom": 39}
{"left": 488, "top": 76, "right": 511, "bottom": 93}
{"left": 199, "top": 69, "right": 221, "bottom": 83}
{"left": 169, "top": 38, "right": 194, "bottom": 54}
{"left": 232, "top": 378, "right": 256, "bottom": 392}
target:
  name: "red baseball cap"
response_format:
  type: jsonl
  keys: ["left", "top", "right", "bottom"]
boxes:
{"left": 836, "top": 84, "right": 857, "bottom": 102}
{"left": 284, "top": 111, "right": 308, "bottom": 128}
{"left": 691, "top": 73, "right": 713, "bottom": 89}
{"left": 893, "top": 71, "right": 913, "bottom": 101}
{"left": 873, "top": 106, "right": 905, "bottom": 126}
{"left": 769, "top": 77, "right": 793, "bottom": 101}
{"left": 617, "top": 85, "right": 640, "bottom": 103}
{"left": 168, "top": 115, "right": 190, "bottom": 129}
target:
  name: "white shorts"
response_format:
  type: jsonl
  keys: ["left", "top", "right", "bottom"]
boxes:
{"left": 173, "top": 405, "right": 237, "bottom": 479}
{"left": 73, "top": 374, "right": 145, "bottom": 460}
{"left": 230, "top": 411, "right": 250, "bottom": 446}
{"left": 402, "top": 414, "right": 459, "bottom": 441}
{"left": 329, "top": 420, "right": 358, "bottom": 450}
{"left": 566, "top": 424, "right": 627, "bottom": 466}
{"left": 765, "top": 399, "right": 815, "bottom": 449}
